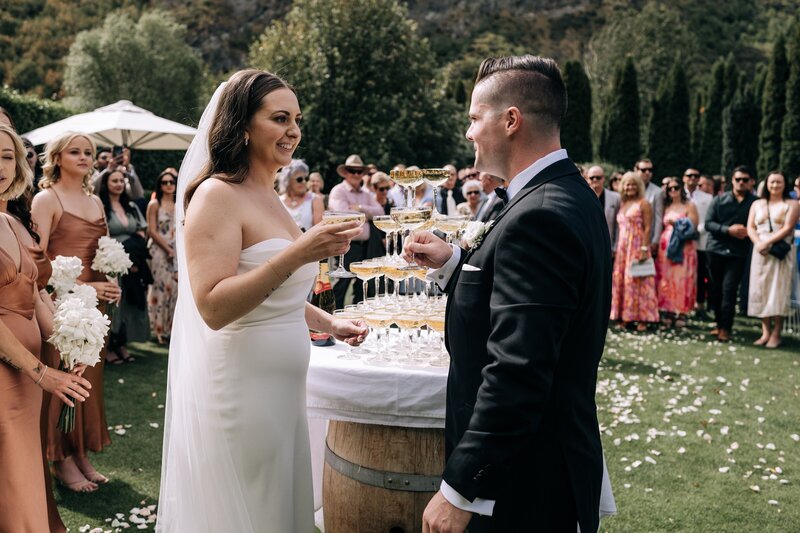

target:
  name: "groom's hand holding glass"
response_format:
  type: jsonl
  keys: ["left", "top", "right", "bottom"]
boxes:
{"left": 402, "top": 231, "right": 454, "bottom": 270}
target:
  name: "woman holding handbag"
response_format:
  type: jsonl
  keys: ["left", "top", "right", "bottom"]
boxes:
{"left": 610, "top": 171, "right": 659, "bottom": 331}
{"left": 747, "top": 171, "right": 799, "bottom": 348}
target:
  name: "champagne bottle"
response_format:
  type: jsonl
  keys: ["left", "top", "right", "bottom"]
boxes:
{"left": 310, "top": 260, "right": 336, "bottom": 345}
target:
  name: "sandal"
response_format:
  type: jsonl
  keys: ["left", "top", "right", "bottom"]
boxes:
{"left": 118, "top": 346, "right": 135, "bottom": 363}
{"left": 105, "top": 351, "right": 124, "bottom": 365}
{"left": 74, "top": 456, "right": 109, "bottom": 485}
{"left": 636, "top": 322, "right": 648, "bottom": 332}
{"left": 53, "top": 457, "right": 98, "bottom": 493}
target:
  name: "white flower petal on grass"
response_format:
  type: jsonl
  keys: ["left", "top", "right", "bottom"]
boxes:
{"left": 768, "top": 500, "right": 779, "bottom": 506}
{"left": 750, "top": 485, "right": 760, "bottom": 492}
{"left": 790, "top": 434, "right": 800, "bottom": 442}
{"left": 719, "top": 467, "right": 730, "bottom": 473}
{"left": 150, "top": 422, "right": 159, "bottom": 428}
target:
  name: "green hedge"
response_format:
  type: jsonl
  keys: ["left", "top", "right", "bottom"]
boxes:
{"left": 0, "top": 86, "right": 71, "bottom": 134}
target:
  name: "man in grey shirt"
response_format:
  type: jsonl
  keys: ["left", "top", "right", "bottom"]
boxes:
{"left": 635, "top": 158, "right": 663, "bottom": 255}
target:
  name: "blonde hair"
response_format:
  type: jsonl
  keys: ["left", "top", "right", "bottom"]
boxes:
{"left": 39, "top": 132, "right": 96, "bottom": 194}
{"left": 619, "top": 171, "right": 645, "bottom": 200}
{"left": 371, "top": 171, "right": 391, "bottom": 187}
{"left": 0, "top": 125, "right": 33, "bottom": 201}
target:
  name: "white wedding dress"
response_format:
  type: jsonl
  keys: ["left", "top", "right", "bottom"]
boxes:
{"left": 157, "top": 83, "right": 317, "bottom": 532}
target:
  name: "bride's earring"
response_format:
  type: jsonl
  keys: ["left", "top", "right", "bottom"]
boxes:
{"left": 244, "top": 135, "right": 249, "bottom": 147}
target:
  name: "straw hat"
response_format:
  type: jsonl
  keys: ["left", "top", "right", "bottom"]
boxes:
{"left": 336, "top": 154, "right": 367, "bottom": 178}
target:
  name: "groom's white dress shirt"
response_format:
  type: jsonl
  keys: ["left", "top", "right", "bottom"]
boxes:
{"left": 429, "top": 149, "right": 569, "bottom": 516}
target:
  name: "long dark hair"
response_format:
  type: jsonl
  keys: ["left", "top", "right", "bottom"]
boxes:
{"left": 663, "top": 177, "right": 688, "bottom": 207}
{"left": 7, "top": 190, "right": 39, "bottom": 244}
{"left": 760, "top": 171, "right": 792, "bottom": 200}
{"left": 155, "top": 169, "right": 177, "bottom": 204}
{"left": 97, "top": 168, "right": 136, "bottom": 220}
{"left": 184, "top": 69, "right": 295, "bottom": 209}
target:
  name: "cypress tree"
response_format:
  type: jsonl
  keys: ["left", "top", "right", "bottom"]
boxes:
{"left": 600, "top": 57, "right": 640, "bottom": 168}
{"left": 562, "top": 60, "right": 593, "bottom": 162}
{"left": 646, "top": 58, "right": 690, "bottom": 179}
{"left": 757, "top": 35, "right": 788, "bottom": 178}
{"left": 689, "top": 91, "right": 703, "bottom": 166}
{"left": 697, "top": 59, "right": 727, "bottom": 175}
{"left": 722, "top": 79, "right": 761, "bottom": 176}
{"left": 780, "top": 22, "right": 800, "bottom": 177}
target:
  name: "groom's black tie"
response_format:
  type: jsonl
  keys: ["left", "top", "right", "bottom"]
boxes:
{"left": 495, "top": 187, "right": 509, "bottom": 205}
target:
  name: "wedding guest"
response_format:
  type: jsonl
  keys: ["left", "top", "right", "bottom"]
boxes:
{"left": 32, "top": 131, "right": 120, "bottom": 490}
{"left": 705, "top": 166, "right": 757, "bottom": 341}
{"left": 610, "top": 171, "right": 658, "bottom": 331}
{"left": 635, "top": 158, "right": 664, "bottom": 255}
{"left": 586, "top": 165, "right": 620, "bottom": 252}
{"left": 372, "top": 172, "right": 396, "bottom": 215}
{"left": 94, "top": 149, "right": 111, "bottom": 175}
{"left": 437, "top": 164, "right": 464, "bottom": 215}
{"left": 98, "top": 169, "right": 151, "bottom": 363}
{"left": 0, "top": 106, "right": 15, "bottom": 129}
{"left": 698, "top": 174, "right": 715, "bottom": 195}
{"left": 146, "top": 170, "right": 179, "bottom": 345}
{"left": 684, "top": 168, "right": 714, "bottom": 317}
{"left": 459, "top": 166, "right": 479, "bottom": 183}
{"left": 476, "top": 172, "right": 504, "bottom": 222}
{"left": 456, "top": 179, "right": 482, "bottom": 219}
{"left": 0, "top": 124, "right": 90, "bottom": 531}
{"left": 746, "top": 171, "right": 799, "bottom": 348}
{"left": 279, "top": 160, "right": 323, "bottom": 231}
{"left": 387, "top": 163, "right": 407, "bottom": 207}
{"left": 412, "top": 182, "right": 434, "bottom": 209}
{"left": 308, "top": 171, "right": 326, "bottom": 205}
{"left": 712, "top": 174, "right": 727, "bottom": 196}
{"left": 608, "top": 171, "right": 623, "bottom": 193}
{"left": 329, "top": 154, "right": 384, "bottom": 307}
{"left": 363, "top": 163, "right": 378, "bottom": 192}
{"left": 656, "top": 177, "right": 699, "bottom": 327}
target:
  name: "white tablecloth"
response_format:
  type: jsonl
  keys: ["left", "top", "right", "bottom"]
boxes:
{"left": 304, "top": 341, "right": 617, "bottom": 523}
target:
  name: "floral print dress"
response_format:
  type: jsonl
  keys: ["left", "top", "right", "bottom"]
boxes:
{"left": 147, "top": 205, "right": 177, "bottom": 340}
{"left": 656, "top": 209, "right": 698, "bottom": 314}
{"left": 610, "top": 201, "right": 659, "bottom": 323}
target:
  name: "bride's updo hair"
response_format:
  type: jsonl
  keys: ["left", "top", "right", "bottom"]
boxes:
{"left": 184, "top": 69, "right": 295, "bottom": 208}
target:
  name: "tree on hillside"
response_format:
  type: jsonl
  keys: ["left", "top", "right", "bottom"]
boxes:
{"left": 697, "top": 59, "right": 727, "bottom": 175}
{"left": 561, "top": 61, "right": 593, "bottom": 162}
{"left": 63, "top": 10, "right": 203, "bottom": 122}
{"left": 780, "top": 21, "right": 800, "bottom": 177}
{"left": 646, "top": 58, "right": 690, "bottom": 178}
{"left": 689, "top": 92, "right": 703, "bottom": 165}
{"left": 722, "top": 79, "right": 761, "bottom": 176}
{"left": 757, "top": 35, "right": 787, "bottom": 178}
{"left": 249, "top": 0, "right": 459, "bottom": 179}
{"left": 599, "top": 58, "right": 640, "bottom": 168}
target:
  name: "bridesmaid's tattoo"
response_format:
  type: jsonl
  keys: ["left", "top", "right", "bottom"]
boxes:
{"left": 1, "top": 356, "right": 20, "bottom": 371}
{"left": 33, "top": 363, "right": 42, "bottom": 375}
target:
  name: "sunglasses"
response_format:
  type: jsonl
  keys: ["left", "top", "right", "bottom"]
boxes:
{"left": 161, "top": 180, "right": 176, "bottom": 186}
{"left": 466, "top": 190, "right": 481, "bottom": 196}
{"left": 684, "top": 173, "right": 700, "bottom": 178}
{"left": 587, "top": 175, "right": 604, "bottom": 181}
{"left": 376, "top": 186, "right": 391, "bottom": 192}
{"left": 346, "top": 167, "right": 365, "bottom": 175}
{"left": 667, "top": 185, "right": 681, "bottom": 192}
{"left": 26, "top": 151, "right": 35, "bottom": 159}
{"left": 638, "top": 167, "right": 654, "bottom": 173}
{"left": 610, "top": 178, "right": 620, "bottom": 183}
{"left": 295, "top": 175, "right": 310, "bottom": 183}
{"left": 733, "top": 177, "right": 751, "bottom": 183}
{"left": 464, "top": 173, "right": 479, "bottom": 179}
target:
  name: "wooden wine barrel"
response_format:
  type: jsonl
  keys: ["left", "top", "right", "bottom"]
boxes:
{"left": 323, "top": 421, "right": 445, "bottom": 533}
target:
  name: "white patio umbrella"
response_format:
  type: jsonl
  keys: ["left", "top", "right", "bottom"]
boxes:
{"left": 23, "top": 100, "right": 197, "bottom": 150}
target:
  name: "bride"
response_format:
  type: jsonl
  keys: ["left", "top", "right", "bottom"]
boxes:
{"left": 157, "top": 69, "right": 366, "bottom": 532}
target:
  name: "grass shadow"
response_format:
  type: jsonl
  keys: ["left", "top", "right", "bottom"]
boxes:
{"left": 55, "top": 478, "right": 152, "bottom": 523}
{"left": 600, "top": 357, "right": 682, "bottom": 379}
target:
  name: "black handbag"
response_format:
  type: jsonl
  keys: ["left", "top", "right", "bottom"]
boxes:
{"left": 766, "top": 205, "right": 791, "bottom": 260}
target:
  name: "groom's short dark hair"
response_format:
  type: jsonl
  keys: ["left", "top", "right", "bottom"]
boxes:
{"left": 475, "top": 55, "right": 566, "bottom": 132}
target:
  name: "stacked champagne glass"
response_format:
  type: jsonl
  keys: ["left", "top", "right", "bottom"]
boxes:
{"left": 325, "top": 169, "right": 472, "bottom": 367}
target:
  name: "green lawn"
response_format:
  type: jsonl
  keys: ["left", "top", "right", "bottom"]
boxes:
{"left": 56, "top": 317, "right": 799, "bottom": 532}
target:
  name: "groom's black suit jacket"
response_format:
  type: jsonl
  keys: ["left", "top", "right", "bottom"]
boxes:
{"left": 442, "top": 158, "right": 611, "bottom": 532}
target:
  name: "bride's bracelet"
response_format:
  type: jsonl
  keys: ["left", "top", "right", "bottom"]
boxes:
{"left": 35, "top": 365, "right": 48, "bottom": 386}
{"left": 264, "top": 260, "right": 294, "bottom": 298}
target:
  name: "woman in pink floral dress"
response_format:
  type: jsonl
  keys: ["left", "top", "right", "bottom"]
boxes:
{"left": 146, "top": 170, "right": 178, "bottom": 344}
{"left": 656, "top": 177, "right": 699, "bottom": 327}
{"left": 610, "top": 171, "right": 659, "bottom": 331}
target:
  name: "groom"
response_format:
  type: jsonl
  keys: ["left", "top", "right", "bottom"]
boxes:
{"left": 406, "top": 55, "right": 611, "bottom": 533}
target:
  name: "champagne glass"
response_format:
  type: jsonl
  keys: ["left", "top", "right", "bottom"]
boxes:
{"left": 364, "top": 311, "right": 394, "bottom": 364}
{"left": 382, "top": 264, "right": 407, "bottom": 303}
{"left": 333, "top": 308, "right": 364, "bottom": 359}
{"left": 422, "top": 169, "right": 449, "bottom": 215}
{"left": 426, "top": 313, "right": 447, "bottom": 366}
{"left": 390, "top": 206, "right": 432, "bottom": 271}
{"left": 436, "top": 215, "right": 469, "bottom": 244}
{"left": 349, "top": 261, "right": 383, "bottom": 309}
{"left": 323, "top": 210, "right": 366, "bottom": 279}
{"left": 372, "top": 215, "right": 400, "bottom": 261}
{"left": 390, "top": 169, "right": 424, "bottom": 207}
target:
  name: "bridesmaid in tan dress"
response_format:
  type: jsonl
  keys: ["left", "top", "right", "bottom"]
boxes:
{"left": 32, "top": 132, "right": 121, "bottom": 492}
{"left": 0, "top": 124, "right": 91, "bottom": 531}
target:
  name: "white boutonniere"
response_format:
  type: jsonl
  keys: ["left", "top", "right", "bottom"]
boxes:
{"left": 461, "top": 220, "right": 493, "bottom": 252}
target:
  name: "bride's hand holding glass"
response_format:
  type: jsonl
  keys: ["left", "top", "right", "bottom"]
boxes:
{"left": 329, "top": 316, "right": 368, "bottom": 346}
{"left": 289, "top": 219, "right": 363, "bottom": 265}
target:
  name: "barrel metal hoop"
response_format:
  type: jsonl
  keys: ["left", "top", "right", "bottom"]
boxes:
{"left": 325, "top": 442, "right": 442, "bottom": 492}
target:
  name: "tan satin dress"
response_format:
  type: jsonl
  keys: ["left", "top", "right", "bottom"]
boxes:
{"left": 0, "top": 216, "right": 52, "bottom": 532}
{"left": 45, "top": 192, "right": 111, "bottom": 460}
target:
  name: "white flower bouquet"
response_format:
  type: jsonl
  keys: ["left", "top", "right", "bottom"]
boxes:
{"left": 56, "top": 284, "right": 99, "bottom": 309}
{"left": 47, "top": 296, "right": 110, "bottom": 433}
{"left": 92, "top": 236, "right": 132, "bottom": 278}
{"left": 48, "top": 255, "right": 83, "bottom": 297}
